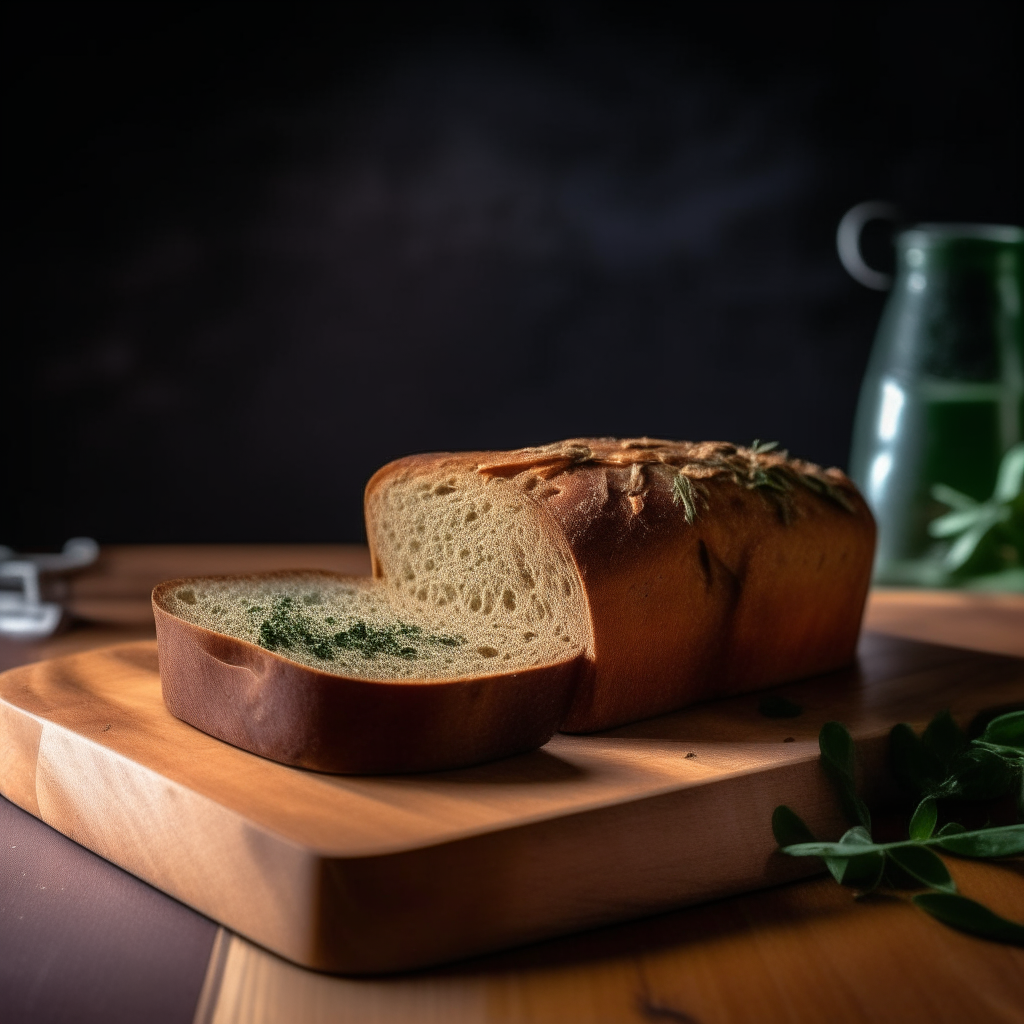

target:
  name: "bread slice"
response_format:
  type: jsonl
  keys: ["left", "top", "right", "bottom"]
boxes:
{"left": 153, "top": 471, "right": 590, "bottom": 773}
{"left": 155, "top": 437, "right": 874, "bottom": 772}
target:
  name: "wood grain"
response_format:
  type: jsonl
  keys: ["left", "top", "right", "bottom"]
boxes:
{"left": 1, "top": 631, "right": 1021, "bottom": 974}
{"left": 865, "top": 587, "right": 1024, "bottom": 658}
{"left": 200, "top": 858, "right": 1024, "bottom": 1024}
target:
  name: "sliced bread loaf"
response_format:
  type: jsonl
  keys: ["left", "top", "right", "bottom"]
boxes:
{"left": 363, "top": 438, "right": 875, "bottom": 732}
{"left": 154, "top": 436, "right": 875, "bottom": 772}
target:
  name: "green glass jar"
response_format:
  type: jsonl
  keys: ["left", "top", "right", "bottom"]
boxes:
{"left": 847, "top": 223, "right": 1024, "bottom": 585}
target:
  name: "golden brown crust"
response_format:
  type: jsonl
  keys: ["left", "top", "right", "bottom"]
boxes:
{"left": 366, "top": 438, "right": 876, "bottom": 732}
{"left": 153, "top": 576, "right": 581, "bottom": 774}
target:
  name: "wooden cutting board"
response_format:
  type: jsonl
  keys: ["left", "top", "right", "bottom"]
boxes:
{"left": 1, "top": 634, "right": 1021, "bottom": 975}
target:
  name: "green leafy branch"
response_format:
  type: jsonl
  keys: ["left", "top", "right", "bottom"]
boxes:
{"left": 890, "top": 707, "right": 1024, "bottom": 812}
{"left": 771, "top": 710, "right": 1024, "bottom": 946}
{"left": 775, "top": 818, "right": 1024, "bottom": 869}
{"left": 929, "top": 441, "right": 1024, "bottom": 580}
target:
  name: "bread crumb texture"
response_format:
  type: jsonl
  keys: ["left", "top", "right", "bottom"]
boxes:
{"left": 369, "top": 468, "right": 589, "bottom": 673}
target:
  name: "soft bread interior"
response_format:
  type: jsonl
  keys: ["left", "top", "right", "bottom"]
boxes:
{"left": 367, "top": 464, "right": 590, "bottom": 668}
{"left": 162, "top": 468, "right": 589, "bottom": 682}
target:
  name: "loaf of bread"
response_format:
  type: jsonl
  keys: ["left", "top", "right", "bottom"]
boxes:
{"left": 154, "top": 437, "right": 875, "bottom": 772}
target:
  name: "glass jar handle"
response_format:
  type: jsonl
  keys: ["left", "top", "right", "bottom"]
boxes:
{"left": 836, "top": 201, "right": 901, "bottom": 291}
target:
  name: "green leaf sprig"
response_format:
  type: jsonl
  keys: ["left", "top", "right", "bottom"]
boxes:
{"left": 928, "top": 441, "right": 1024, "bottom": 579}
{"left": 890, "top": 709, "right": 1024, "bottom": 814}
{"left": 817, "top": 720, "right": 872, "bottom": 832}
{"left": 771, "top": 710, "right": 1024, "bottom": 946}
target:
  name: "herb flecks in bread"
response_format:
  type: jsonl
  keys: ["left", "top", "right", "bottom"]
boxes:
{"left": 255, "top": 595, "right": 464, "bottom": 662}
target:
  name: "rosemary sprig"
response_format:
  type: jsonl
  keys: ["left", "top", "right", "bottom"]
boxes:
{"left": 749, "top": 466, "right": 791, "bottom": 495}
{"left": 739, "top": 445, "right": 796, "bottom": 523}
{"left": 672, "top": 473, "right": 698, "bottom": 524}
{"left": 699, "top": 441, "right": 854, "bottom": 523}
{"left": 771, "top": 710, "right": 1024, "bottom": 946}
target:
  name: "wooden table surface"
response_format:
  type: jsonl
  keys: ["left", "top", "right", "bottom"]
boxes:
{"left": 2, "top": 546, "right": 1022, "bottom": 1024}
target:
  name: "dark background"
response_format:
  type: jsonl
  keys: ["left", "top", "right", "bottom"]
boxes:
{"left": 6, "top": 2, "right": 1022, "bottom": 548}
